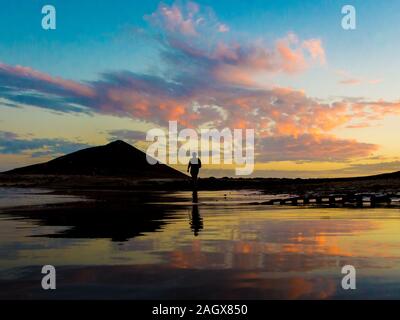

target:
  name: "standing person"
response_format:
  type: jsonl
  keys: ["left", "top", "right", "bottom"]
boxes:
{"left": 187, "top": 152, "right": 201, "bottom": 189}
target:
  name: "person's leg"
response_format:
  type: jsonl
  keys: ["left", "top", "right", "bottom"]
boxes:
{"left": 192, "top": 173, "right": 198, "bottom": 189}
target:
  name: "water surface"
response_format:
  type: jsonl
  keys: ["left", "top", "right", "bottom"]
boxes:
{"left": 1, "top": 188, "right": 400, "bottom": 299}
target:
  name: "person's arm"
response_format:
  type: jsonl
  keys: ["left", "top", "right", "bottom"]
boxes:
{"left": 198, "top": 158, "right": 202, "bottom": 168}
{"left": 187, "top": 161, "right": 191, "bottom": 172}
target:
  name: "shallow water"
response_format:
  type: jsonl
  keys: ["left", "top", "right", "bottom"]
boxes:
{"left": 0, "top": 187, "right": 87, "bottom": 208}
{"left": 1, "top": 188, "right": 400, "bottom": 299}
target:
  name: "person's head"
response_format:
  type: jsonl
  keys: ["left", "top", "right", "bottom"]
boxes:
{"left": 192, "top": 152, "right": 197, "bottom": 158}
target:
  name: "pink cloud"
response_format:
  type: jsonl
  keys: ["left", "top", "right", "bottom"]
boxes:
{"left": 0, "top": 63, "right": 95, "bottom": 98}
{"left": 145, "top": 3, "right": 326, "bottom": 88}
{"left": 339, "top": 78, "right": 362, "bottom": 85}
{"left": 368, "top": 79, "right": 383, "bottom": 85}
{"left": 302, "top": 39, "right": 326, "bottom": 64}
{"left": 166, "top": 34, "right": 326, "bottom": 88}
{"left": 147, "top": 2, "right": 197, "bottom": 36}
{"left": 145, "top": 1, "right": 228, "bottom": 37}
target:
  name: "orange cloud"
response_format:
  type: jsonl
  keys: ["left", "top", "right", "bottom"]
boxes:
{"left": 336, "top": 69, "right": 383, "bottom": 86}
{"left": 256, "top": 134, "right": 378, "bottom": 161}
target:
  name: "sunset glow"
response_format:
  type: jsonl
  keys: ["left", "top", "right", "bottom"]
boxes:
{"left": 1, "top": 0, "right": 399, "bottom": 177}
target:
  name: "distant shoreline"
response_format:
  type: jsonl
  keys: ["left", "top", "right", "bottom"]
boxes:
{"left": 1, "top": 171, "right": 400, "bottom": 195}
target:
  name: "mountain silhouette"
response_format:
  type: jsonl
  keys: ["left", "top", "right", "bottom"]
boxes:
{"left": 5, "top": 140, "right": 187, "bottom": 179}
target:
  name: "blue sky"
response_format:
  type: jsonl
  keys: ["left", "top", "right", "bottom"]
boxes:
{"left": 1, "top": 0, "right": 399, "bottom": 99}
{"left": 0, "top": 1, "right": 397, "bottom": 84}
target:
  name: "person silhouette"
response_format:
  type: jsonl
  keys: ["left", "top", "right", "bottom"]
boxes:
{"left": 187, "top": 152, "right": 201, "bottom": 189}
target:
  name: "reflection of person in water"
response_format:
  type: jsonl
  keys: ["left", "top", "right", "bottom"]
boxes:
{"left": 187, "top": 152, "right": 201, "bottom": 189}
{"left": 190, "top": 191, "right": 203, "bottom": 236}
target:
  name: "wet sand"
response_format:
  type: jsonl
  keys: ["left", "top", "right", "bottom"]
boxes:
{"left": 1, "top": 188, "right": 400, "bottom": 299}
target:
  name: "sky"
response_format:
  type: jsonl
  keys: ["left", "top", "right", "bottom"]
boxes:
{"left": 0, "top": 0, "right": 400, "bottom": 178}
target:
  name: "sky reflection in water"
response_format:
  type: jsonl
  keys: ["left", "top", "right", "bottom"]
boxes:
{"left": 1, "top": 189, "right": 400, "bottom": 299}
